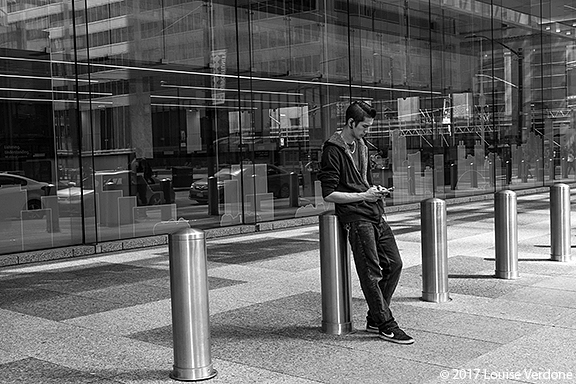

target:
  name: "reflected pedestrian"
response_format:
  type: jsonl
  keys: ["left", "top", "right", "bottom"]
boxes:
{"left": 567, "top": 150, "right": 575, "bottom": 176}
{"left": 130, "top": 156, "right": 153, "bottom": 206}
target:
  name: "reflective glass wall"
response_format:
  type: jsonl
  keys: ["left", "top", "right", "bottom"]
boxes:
{"left": 1, "top": 0, "right": 575, "bottom": 255}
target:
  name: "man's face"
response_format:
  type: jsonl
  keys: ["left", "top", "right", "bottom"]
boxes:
{"left": 350, "top": 117, "right": 374, "bottom": 140}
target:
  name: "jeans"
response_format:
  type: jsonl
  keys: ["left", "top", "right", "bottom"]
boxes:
{"left": 346, "top": 218, "right": 403, "bottom": 330}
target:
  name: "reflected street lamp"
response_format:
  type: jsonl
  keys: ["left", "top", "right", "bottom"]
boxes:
{"left": 466, "top": 34, "right": 524, "bottom": 145}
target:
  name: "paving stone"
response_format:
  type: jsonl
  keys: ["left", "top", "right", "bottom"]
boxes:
{"left": 0, "top": 357, "right": 120, "bottom": 384}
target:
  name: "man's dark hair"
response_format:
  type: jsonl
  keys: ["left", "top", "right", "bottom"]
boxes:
{"left": 346, "top": 100, "right": 376, "bottom": 126}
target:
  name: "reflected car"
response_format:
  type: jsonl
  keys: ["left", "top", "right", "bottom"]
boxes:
{"left": 57, "top": 180, "right": 97, "bottom": 216}
{"left": 189, "top": 164, "right": 300, "bottom": 204}
{"left": 0, "top": 173, "right": 52, "bottom": 219}
{"left": 101, "top": 171, "right": 175, "bottom": 205}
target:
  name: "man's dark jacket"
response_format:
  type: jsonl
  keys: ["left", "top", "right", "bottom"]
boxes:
{"left": 318, "top": 131, "right": 384, "bottom": 224}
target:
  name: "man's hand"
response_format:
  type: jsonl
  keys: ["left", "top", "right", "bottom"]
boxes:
{"left": 365, "top": 185, "right": 394, "bottom": 201}
{"left": 325, "top": 186, "right": 393, "bottom": 204}
{"left": 364, "top": 186, "right": 387, "bottom": 202}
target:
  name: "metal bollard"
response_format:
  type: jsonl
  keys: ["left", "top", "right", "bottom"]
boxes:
{"left": 494, "top": 190, "right": 518, "bottom": 279}
{"left": 520, "top": 160, "right": 528, "bottom": 183}
{"left": 168, "top": 228, "right": 217, "bottom": 382}
{"left": 408, "top": 165, "right": 416, "bottom": 195}
{"left": 420, "top": 198, "right": 449, "bottom": 303}
{"left": 161, "top": 178, "right": 173, "bottom": 204}
{"left": 505, "top": 161, "right": 512, "bottom": 185}
{"left": 319, "top": 212, "right": 352, "bottom": 335}
{"left": 471, "top": 162, "right": 478, "bottom": 188}
{"left": 536, "top": 159, "right": 544, "bottom": 181}
{"left": 207, "top": 176, "right": 219, "bottom": 216}
{"left": 450, "top": 163, "right": 457, "bottom": 190}
{"left": 548, "top": 158, "right": 555, "bottom": 181}
{"left": 550, "top": 183, "right": 572, "bottom": 262}
{"left": 289, "top": 172, "right": 299, "bottom": 207}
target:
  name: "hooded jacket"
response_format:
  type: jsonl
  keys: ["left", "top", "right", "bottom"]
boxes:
{"left": 318, "top": 131, "right": 384, "bottom": 224}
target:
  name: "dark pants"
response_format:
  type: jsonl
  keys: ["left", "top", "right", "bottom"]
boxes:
{"left": 346, "top": 219, "right": 403, "bottom": 330}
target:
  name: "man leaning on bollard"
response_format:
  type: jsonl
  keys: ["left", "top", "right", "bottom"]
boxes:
{"left": 317, "top": 100, "right": 414, "bottom": 345}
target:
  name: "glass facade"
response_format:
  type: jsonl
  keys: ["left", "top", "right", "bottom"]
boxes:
{"left": 1, "top": 0, "right": 575, "bottom": 256}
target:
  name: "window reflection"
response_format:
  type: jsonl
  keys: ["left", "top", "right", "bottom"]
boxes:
{"left": 0, "top": 0, "right": 575, "bottom": 255}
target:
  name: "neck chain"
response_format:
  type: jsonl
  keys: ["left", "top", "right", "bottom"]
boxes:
{"left": 341, "top": 132, "right": 356, "bottom": 154}
{"left": 347, "top": 140, "right": 356, "bottom": 154}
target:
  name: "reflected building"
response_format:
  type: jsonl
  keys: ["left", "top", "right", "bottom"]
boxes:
{"left": 0, "top": 0, "right": 575, "bottom": 256}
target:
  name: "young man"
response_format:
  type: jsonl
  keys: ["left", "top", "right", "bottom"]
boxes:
{"left": 317, "top": 100, "right": 414, "bottom": 345}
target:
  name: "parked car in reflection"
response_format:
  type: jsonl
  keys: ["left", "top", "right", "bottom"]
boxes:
{"left": 0, "top": 173, "right": 52, "bottom": 219}
{"left": 189, "top": 164, "right": 300, "bottom": 204}
{"left": 101, "top": 170, "right": 174, "bottom": 205}
{"left": 57, "top": 178, "right": 97, "bottom": 216}
{"left": 57, "top": 170, "right": 175, "bottom": 215}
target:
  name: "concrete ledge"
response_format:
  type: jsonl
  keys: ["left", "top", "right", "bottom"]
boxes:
{"left": 73, "top": 245, "right": 97, "bottom": 257}
{"left": 0, "top": 254, "right": 19, "bottom": 268}
{"left": 122, "top": 236, "right": 167, "bottom": 250}
{"left": 17, "top": 247, "right": 75, "bottom": 265}
{"left": 96, "top": 241, "right": 124, "bottom": 254}
{"left": 0, "top": 185, "right": 568, "bottom": 268}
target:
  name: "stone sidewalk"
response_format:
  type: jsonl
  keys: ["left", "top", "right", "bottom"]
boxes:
{"left": 1, "top": 191, "right": 576, "bottom": 383}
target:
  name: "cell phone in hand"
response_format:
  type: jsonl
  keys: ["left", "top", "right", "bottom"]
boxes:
{"left": 376, "top": 185, "right": 394, "bottom": 192}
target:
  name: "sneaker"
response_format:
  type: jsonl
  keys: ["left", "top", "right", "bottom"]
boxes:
{"left": 379, "top": 327, "right": 415, "bottom": 345}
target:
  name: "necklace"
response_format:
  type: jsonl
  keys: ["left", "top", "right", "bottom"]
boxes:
{"left": 347, "top": 140, "right": 356, "bottom": 154}
{"left": 340, "top": 131, "right": 356, "bottom": 154}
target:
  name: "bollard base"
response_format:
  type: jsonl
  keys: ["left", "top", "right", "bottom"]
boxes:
{"left": 170, "top": 365, "right": 217, "bottom": 382}
{"left": 551, "top": 254, "right": 572, "bottom": 262}
{"left": 322, "top": 321, "right": 353, "bottom": 335}
{"left": 495, "top": 270, "right": 519, "bottom": 279}
{"left": 421, "top": 292, "right": 450, "bottom": 303}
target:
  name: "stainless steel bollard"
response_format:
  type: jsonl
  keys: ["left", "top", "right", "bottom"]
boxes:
{"left": 289, "top": 172, "right": 299, "bottom": 207}
{"left": 408, "top": 165, "right": 416, "bottom": 195}
{"left": 495, "top": 190, "right": 518, "bottom": 279}
{"left": 319, "top": 212, "right": 352, "bottom": 334}
{"left": 207, "top": 176, "right": 219, "bottom": 216}
{"left": 421, "top": 198, "right": 449, "bottom": 303}
{"left": 471, "top": 162, "right": 478, "bottom": 188}
{"left": 169, "top": 228, "right": 217, "bottom": 382}
{"left": 161, "top": 178, "right": 173, "bottom": 204}
{"left": 550, "top": 183, "right": 572, "bottom": 262}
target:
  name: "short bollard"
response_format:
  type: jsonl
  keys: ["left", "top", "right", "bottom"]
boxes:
{"left": 450, "top": 163, "right": 457, "bottom": 190}
{"left": 162, "top": 178, "right": 173, "bottom": 204}
{"left": 168, "top": 228, "right": 217, "bottom": 382}
{"left": 495, "top": 190, "right": 518, "bottom": 279}
{"left": 550, "top": 183, "right": 572, "bottom": 262}
{"left": 421, "top": 198, "right": 449, "bottom": 303}
{"left": 319, "top": 212, "right": 352, "bottom": 334}
{"left": 207, "top": 176, "right": 219, "bottom": 216}
{"left": 408, "top": 165, "right": 416, "bottom": 195}
{"left": 471, "top": 162, "right": 478, "bottom": 188}
{"left": 520, "top": 160, "right": 528, "bottom": 183}
{"left": 289, "top": 172, "right": 299, "bottom": 207}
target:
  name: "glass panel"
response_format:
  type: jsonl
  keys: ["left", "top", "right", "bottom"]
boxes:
{"left": 0, "top": 1, "right": 77, "bottom": 253}
{"left": 2, "top": 0, "right": 576, "bottom": 256}
{"left": 539, "top": 1, "right": 576, "bottom": 183}
{"left": 233, "top": 0, "right": 332, "bottom": 222}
